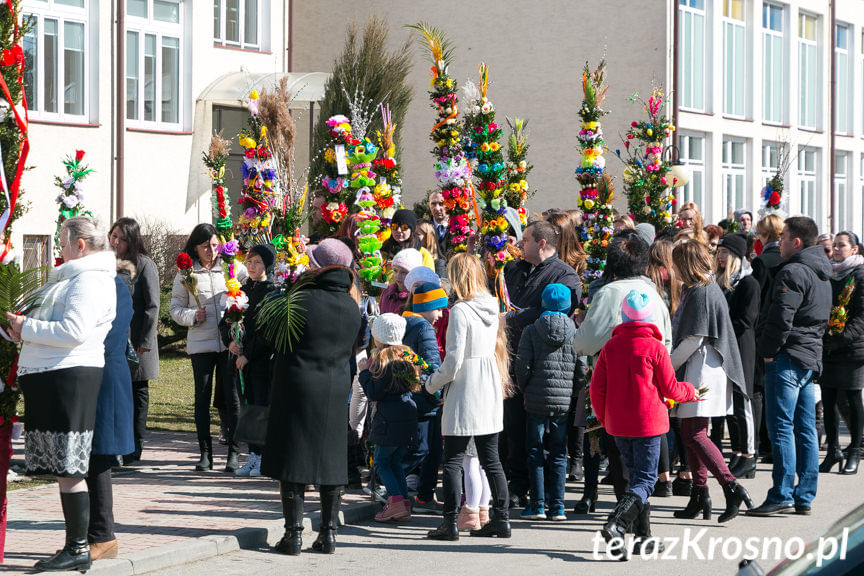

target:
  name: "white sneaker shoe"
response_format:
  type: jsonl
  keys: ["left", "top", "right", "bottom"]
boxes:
{"left": 235, "top": 453, "right": 259, "bottom": 477}
{"left": 249, "top": 454, "right": 262, "bottom": 477}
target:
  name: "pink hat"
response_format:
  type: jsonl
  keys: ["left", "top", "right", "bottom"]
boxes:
{"left": 621, "top": 290, "right": 653, "bottom": 323}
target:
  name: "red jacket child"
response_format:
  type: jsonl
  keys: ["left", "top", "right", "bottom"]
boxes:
{"left": 590, "top": 320, "right": 697, "bottom": 437}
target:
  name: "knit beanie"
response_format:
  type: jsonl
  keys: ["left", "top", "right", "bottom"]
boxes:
{"left": 503, "top": 207, "right": 523, "bottom": 242}
{"left": 404, "top": 266, "right": 440, "bottom": 293}
{"left": 718, "top": 232, "right": 748, "bottom": 260}
{"left": 621, "top": 290, "right": 653, "bottom": 323}
{"left": 390, "top": 208, "right": 417, "bottom": 232}
{"left": 412, "top": 282, "right": 448, "bottom": 313}
{"left": 634, "top": 223, "right": 656, "bottom": 248}
{"left": 248, "top": 243, "right": 276, "bottom": 270}
{"left": 391, "top": 248, "right": 423, "bottom": 272}
{"left": 307, "top": 238, "right": 353, "bottom": 269}
{"left": 370, "top": 313, "right": 407, "bottom": 346}
{"left": 541, "top": 283, "right": 571, "bottom": 313}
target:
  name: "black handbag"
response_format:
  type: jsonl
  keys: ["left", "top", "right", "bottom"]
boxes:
{"left": 235, "top": 404, "right": 269, "bottom": 447}
{"left": 126, "top": 340, "right": 140, "bottom": 371}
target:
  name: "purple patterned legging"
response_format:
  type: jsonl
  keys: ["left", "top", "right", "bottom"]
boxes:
{"left": 680, "top": 417, "right": 736, "bottom": 488}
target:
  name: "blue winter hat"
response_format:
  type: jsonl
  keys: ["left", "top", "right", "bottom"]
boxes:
{"left": 621, "top": 290, "right": 653, "bottom": 323}
{"left": 541, "top": 283, "right": 571, "bottom": 313}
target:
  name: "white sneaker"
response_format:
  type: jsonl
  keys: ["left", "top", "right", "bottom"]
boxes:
{"left": 249, "top": 454, "right": 262, "bottom": 477}
{"left": 235, "top": 453, "right": 259, "bottom": 477}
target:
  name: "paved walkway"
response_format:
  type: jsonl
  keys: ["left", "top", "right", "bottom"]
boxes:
{"left": 4, "top": 430, "right": 373, "bottom": 573}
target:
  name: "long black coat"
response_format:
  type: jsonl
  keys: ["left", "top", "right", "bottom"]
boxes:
{"left": 130, "top": 256, "right": 160, "bottom": 381}
{"left": 261, "top": 267, "right": 362, "bottom": 485}
{"left": 724, "top": 274, "right": 761, "bottom": 396}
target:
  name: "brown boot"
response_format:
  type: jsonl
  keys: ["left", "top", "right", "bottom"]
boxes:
{"left": 90, "top": 539, "right": 118, "bottom": 561}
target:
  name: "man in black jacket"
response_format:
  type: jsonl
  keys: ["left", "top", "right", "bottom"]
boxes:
{"left": 502, "top": 220, "right": 582, "bottom": 506}
{"left": 749, "top": 217, "right": 831, "bottom": 517}
{"left": 428, "top": 190, "right": 450, "bottom": 256}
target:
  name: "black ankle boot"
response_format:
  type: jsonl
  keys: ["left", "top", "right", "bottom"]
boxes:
{"left": 427, "top": 513, "right": 459, "bottom": 540}
{"left": 35, "top": 492, "right": 91, "bottom": 572}
{"left": 470, "top": 507, "right": 511, "bottom": 538}
{"left": 819, "top": 447, "right": 843, "bottom": 473}
{"left": 843, "top": 449, "right": 860, "bottom": 475}
{"left": 224, "top": 448, "right": 240, "bottom": 473}
{"left": 274, "top": 483, "right": 304, "bottom": 555}
{"left": 633, "top": 502, "right": 665, "bottom": 556}
{"left": 671, "top": 476, "right": 692, "bottom": 497}
{"left": 673, "top": 485, "right": 711, "bottom": 520}
{"left": 730, "top": 456, "right": 757, "bottom": 479}
{"left": 718, "top": 481, "right": 753, "bottom": 523}
{"left": 312, "top": 486, "right": 341, "bottom": 553}
{"left": 573, "top": 484, "right": 598, "bottom": 514}
{"left": 196, "top": 437, "right": 213, "bottom": 471}
{"left": 601, "top": 492, "right": 642, "bottom": 545}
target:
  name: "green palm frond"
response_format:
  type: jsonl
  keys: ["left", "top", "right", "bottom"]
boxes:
{"left": 407, "top": 22, "right": 455, "bottom": 69}
{"left": 0, "top": 263, "right": 47, "bottom": 325}
{"left": 256, "top": 280, "right": 309, "bottom": 355}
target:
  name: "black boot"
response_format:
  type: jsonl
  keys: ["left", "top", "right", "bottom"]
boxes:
{"left": 730, "top": 455, "right": 757, "bottom": 479}
{"left": 673, "top": 485, "right": 711, "bottom": 520}
{"left": 567, "top": 458, "right": 583, "bottom": 482}
{"left": 718, "top": 481, "right": 753, "bottom": 523}
{"left": 195, "top": 437, "right": 213, "bottom": 471}
{"left": 274, "top": 483, "right": 304, "bottom": 555}
{"left": 843, "top": 448, "right": 860, "bottom": 475}
{"left": 671, "top": 476, "right": 692, "bottom": 497}
{"left": 470, "top": 507, "right": 511, "bottom": 538}
{"left": 819, "top": 447, "right": 844, "bottom": 473}
{"left": 601, "top": 492, "right": 642, "bottom": 542}
{"left": 312, "top": 486, "right": 341, "bottom": 553}
{"left": 632, "top": 502, "right": 665, "bottom": 556}
{"left": 427, "top": 513, "right": 459, "bottom": 541}
{"left": 224, "top": 447, "right": 240, "bottom": 473}
{"left": 35, "top": 492, "right": 91, "bottom": 572}
{"left": 573, "top": 484, "right": 598, "bottom": 514}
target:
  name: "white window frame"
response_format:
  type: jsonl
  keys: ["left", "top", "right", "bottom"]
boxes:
{"left": 797, "top": 147, "right": 818, "bottom": 220}
{"left": 213, "top": 0, "right": 261, "bottom": 50}
{"left": 722, "top": 0, "right": 746, "bottom": 118}
{"left": 834, "top": 152, "right": 849, "bottom": 230}
{"left": 22, "top": 0, "right": 90, "bottom": 122}
{"left": 678, "top": 132, "right": 705, "bottom": 209}
{"left": 835, "top": 23, "right": 851, "bottom": 135}
{"left": 798, "top": 12, "right": 819, "bottom": 129}
{"left": 762, "top": 141, "right": 780, "bottom": 185}
{"left": 126, "top": 0, "right": 183, "bottom": 129}
{"left": 722, "top": 138, "right": 747, "bottom": 213}
{"left": 762, "top": 2, "right": 784, "bottom": 124}
{"left": 679, "top": 0, "right": 707, "bottom": 112}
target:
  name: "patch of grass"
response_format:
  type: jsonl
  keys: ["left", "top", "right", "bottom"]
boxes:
{"left": 8, "top": 475, "right": 54, "bottom": 491}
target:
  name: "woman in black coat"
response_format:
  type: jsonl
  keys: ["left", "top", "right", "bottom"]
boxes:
{"left": 820, "top": 232, "right": 864, "bottom": 475}
{"left": 261, "top": 266, "right": 362, "bottom": 556}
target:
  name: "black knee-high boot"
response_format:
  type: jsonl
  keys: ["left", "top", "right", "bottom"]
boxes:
{"left": 35, "top": 492, "right": 91, "bottom": 572}
{"left": 274, "top": 482, "right": 304, "bottom": 555}
{"left": 313, "top": 486, "right": 341, "bottom": 553}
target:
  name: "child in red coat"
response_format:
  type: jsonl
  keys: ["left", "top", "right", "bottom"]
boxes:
{"left": 590, "top": 290, "right": 700, "bottom": 557}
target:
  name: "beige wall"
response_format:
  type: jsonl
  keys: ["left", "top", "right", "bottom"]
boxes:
{"left": 293, "top": 0, "right": 671, "bottom": 215}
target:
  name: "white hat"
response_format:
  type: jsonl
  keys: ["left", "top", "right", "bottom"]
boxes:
{"left": 391, "top": 248, "right": 423, "bottom": 272}
{"left": 404, "top": 266, "right": 440, "bottom": 293}
{"left": 370, "top": 313, "right": 406, "bottom": 346}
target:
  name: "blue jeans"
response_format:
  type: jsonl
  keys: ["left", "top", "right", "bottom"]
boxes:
{"left": 764, "top": 353, "right": 819, "bottom": 507}
{"left": 526, "top": 413, "right": 568, "bottom": 510}
{"left": 374, "top": 445, "right": 409, "bottom": 499}
{"left": 614, "top": 436, "right": 661, "bottom": 504}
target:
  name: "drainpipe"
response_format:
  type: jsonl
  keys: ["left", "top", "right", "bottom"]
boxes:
{"left": 671, "top": 0, "right": 680, "bottom": 213}
{"left": 828, "top": 0, "right": 836, "bottom": 232}
{"left": 116, "top": 0, "right": 125, "bottom": 218}
{"left": 286, "top": 0, "right": 294, "bottom": 72}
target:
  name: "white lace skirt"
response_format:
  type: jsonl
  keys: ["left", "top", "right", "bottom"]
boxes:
{"left": 19, "top": 366, "right": 103, "bottom": 477}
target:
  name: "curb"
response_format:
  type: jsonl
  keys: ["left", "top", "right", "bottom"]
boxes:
{"left": 48, "top": 500, "right": 378, "bottom": 576}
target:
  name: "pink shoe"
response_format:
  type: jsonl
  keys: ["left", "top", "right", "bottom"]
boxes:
{"left": 375, "top": 497, "right": 409, "bottom": 522}
{"left": 396, "top": 499, "right": 412, "bottom": 522}
{"left": 457, "top": 506, "right": 481, "bottom": 531}
{"left": 479, "top": 506, "right": 490, "bottom": 526}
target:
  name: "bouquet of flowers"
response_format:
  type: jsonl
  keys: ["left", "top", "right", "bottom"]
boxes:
{"left": 54, "top": 149, "right": 94, "bottom": 259}
{"left": 504, "top": 117, "right": 532, "bottom": 229}
{"left": 236, "top": 91, "right": 277, "bottom": 248}
{"left": 202, "top": 133, "right": 233, "bottom": 244}
{"left": 271, "top": 229, "right": 310, "bottom": 286}
{"left": 315, "top": 115, "right": 359, "bottom": 235}
{"left": 410, "top": 22, "right": 475, "bottom": 253}
{"left": 759, "top": 142, "right": 792, "bottom": 218}
{"left": 175, "top": 253, "right": 202, "bottom": 308}
{"left": 828, "top": 276, "right": 856, "bottom": 336}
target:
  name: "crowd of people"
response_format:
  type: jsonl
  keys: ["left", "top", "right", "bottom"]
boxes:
{"left": 14, "top": 191, "right": 864, "bottom": 569}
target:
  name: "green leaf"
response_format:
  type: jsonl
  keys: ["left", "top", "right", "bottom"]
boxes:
{"left": 0, "top": 263, "right": 47, "bottom": 323}
{"left": 256, "top": 279, "right": 309, "bottom": 354}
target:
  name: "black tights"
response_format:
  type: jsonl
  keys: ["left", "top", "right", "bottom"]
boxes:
{"left": 822, "top": 388, "right": 864, "bottom": 452}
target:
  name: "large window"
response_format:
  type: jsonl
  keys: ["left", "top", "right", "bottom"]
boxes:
{"left": 214, "top": 0, "right": 260, "bottom": 49}
{"left": 22, "top": 0, "right": 89, "bottom": 120}
{"left": 835, "top": 24, "right": 851, "bottom": 135}
{"left": 723, "top": 0, "right": 746, "bottom": 117}
{"left": 798, "top": 147, "right": 818, "bottom": 219}
{"left": 679, "top": 0, "right": 706, "bottom": 111}
{"left": 762, "top": 3, "right": 784, "bottom": 123}
{"left": 722, "top": 138, "right": 746, "bottom": 213}
{"left": 762, "top": 142, "right": 780, "bottom": 185}
{"left": 678, "top": 133, "right": 705, "bottom": 209}
{"left": 126, "top": 0, "right": 183, "bottom": 127}
{"left": 835, "top": 153, "right": 849, "bottom": 230}
{"left": 798, "top": 13, "right": 818, "bottom": 129}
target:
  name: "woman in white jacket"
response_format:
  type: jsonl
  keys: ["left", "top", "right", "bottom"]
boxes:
{"left": 7, "top": 216, "right": 117, "bottom": 572}
{"left": 169, "top": 223, "right": 230, "bottom": 472}
{"left": 425, "top": 253, "right": 511, "bottom": 541}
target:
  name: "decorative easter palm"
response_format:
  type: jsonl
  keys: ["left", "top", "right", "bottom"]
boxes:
{"left": 256, "top": 279, "right": 308, "bottom": 355}
{"left": 504, "top": 117, "right": 532, "bottom": 229}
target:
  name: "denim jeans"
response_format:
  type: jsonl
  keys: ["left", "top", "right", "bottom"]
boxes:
{"left": 416, "top": 413, "right": 443, "bottom": 502}
{"left": 765, "top": 353, "right": 819, "bottom": 507}
{"left": 525, "top": 413, "right": 568, "bottom": 510}
{"left": 374, "top": 445, "right": 409, "bottom": 499}
{"left": 614, "top": 435, "right": 661, "bottom": 504}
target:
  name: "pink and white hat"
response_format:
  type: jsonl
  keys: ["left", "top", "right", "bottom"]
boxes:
{"left": 621, "top": 290, "right": 653, "bottom": 323}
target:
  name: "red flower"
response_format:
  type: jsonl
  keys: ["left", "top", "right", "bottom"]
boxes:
{"left": 176, "top": 253, "right": 194, "bottom": 270}
{"left": 769, "top": 191, "right": 781, "bottom": 205}
{"left": 75, "top": 150, "right": 85, "bottom": 162}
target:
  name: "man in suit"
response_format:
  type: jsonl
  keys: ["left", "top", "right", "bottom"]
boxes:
{"left": 428, "top": 190, "right": 450, "bottom": 256}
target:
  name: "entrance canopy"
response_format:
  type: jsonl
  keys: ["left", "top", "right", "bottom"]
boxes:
{"left": 198, "top": 71, "right": 331, "bottom": 107}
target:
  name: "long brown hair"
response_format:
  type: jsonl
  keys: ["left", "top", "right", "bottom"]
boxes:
{"left": 672, "top": 240, "right": 714, "bottom": 287}
{"left": 647, "top": 240, "right": 682, "bottom": 315}
{"left": 370, "top": 344, "right": 421, "bottom": 394}
{"left": 415, "top": 220, "right": 440, "bottom": 260}
{"left": 544, "top": 211, "right": 587, "bottom": 276}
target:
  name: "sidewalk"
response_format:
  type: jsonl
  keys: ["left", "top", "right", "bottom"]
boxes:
{"left": 4, "top": 430, "right": 377, "bottom": 575}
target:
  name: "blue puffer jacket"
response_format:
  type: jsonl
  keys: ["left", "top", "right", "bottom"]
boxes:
{"left": 402, "top": 314, "right": 442, "bottom": 418}
{"left": 359, "top": 367, "right": 418, "bottom": 448}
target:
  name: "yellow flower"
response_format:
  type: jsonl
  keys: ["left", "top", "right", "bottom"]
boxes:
{"left": 646, "top": 128, "right": 653, "bottom": 137}
{"left": 489, "top": 142, "right": 500, "bottom": 152}
{"left": 450, "top": 130, "right": 458, "bottom": 137}
{"left": 238, "top": 136, "right": 256, "bottom": 149}
{"left": 445, "top": 78, "right": 453, "bottom": 88}
{"left": 260, "top": 126, "right": 267, "bottom": 138}
{"left": 324, "top": 148, "right": 336, "bottom": 163}
{"left": 480, "top": 143, "right": 490, "bottom": 152}
{"left": 249, "top": 90, "right": 259, "bottom": 100}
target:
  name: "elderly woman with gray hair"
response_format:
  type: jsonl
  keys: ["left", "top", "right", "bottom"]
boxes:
{"left": 6, "top": 215, "right": 117, "bottom": 572}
